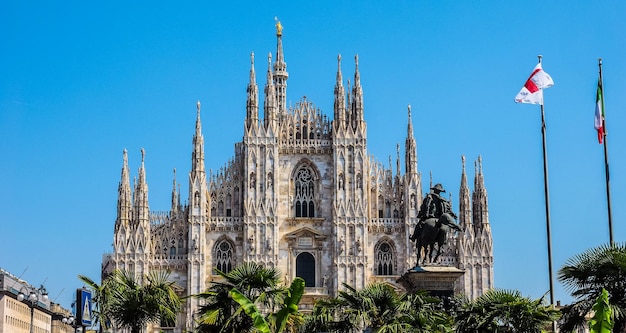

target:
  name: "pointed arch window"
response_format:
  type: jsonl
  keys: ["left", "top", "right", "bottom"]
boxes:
{"left": 178, "top": 237, "right": 185, "bottom": 254}
{"left": 234, "top": 186, "right": 240, "bottom": 216}
{"left": 215, "top": 240, "right": 235, "bottom": 273}
{"left": 375, "top": 240, "right": 396, "bottom": 275}
{"left": 294, "top": 166, "right": 315, "bottom": 217}
{"left": 218, "top": 200, "right": 224, "bottom": 216}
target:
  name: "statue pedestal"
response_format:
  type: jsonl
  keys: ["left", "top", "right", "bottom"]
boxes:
{"left": 397, "top": 266, "right": 464, "bottom": 298}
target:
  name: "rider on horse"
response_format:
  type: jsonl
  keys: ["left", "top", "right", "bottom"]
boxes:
{"left": 409, "top": 183, "right": 461, "bottom": 265}
{"left": 410, "top": 183, "right": 455, "bottom": 241}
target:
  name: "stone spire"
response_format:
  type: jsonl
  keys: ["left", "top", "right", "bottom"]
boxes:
{"left": 468, "top": 155, "right": 494, "bottom": 298}
{"left": 188, "top": 101, "right": 210, "bottom": 321}
{"left": 134, "top": 148, "right": 149, "bottom": 223}
{"left": 114, "top": 149, "right": 132, "bottom": 255}
{"left": 264, "top": 53, "right": 278, "bottom": 128}
{"left": 405, "top": 104, "right": 418, "bottom": 175}
{"left": 346, "top": 79, "right": 352, "bottom": 125}
{"left": 396, "top": 143, "right": 401, "bottom": 178}
{"left": 472, "top": 156, "right": 490, "bottom": 231}
{"left": 171, "top": 168, "right": 179, "bottom": 213}
{"left": 116, "top": 149, "right": 132, "bottom": 230}
{"left": 132, "top": 148, "right": 150, "bottom": 260}
{"left": 191, "top": 101, "right": 205, "bottom": 177}
{"left": 351, "top": 55, "right": 364, "bottom": 128}
{"left": 246, "top": 52, "right": 259, "bottom": 130}
{"left": 458, "top": 155, "right": 472, "bottom": 231}
{"left": 273, "top": 20, "right": 288, "bottom": 113}
{"left": 333, "top": 54, "right": 346, "bottom": 130}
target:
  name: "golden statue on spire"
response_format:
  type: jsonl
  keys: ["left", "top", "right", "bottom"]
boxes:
{"left": 275, "top": 17, "right": 283, "bottom": 36}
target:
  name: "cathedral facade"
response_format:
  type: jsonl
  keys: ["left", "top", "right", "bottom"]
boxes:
{"left": 102, "top": 24, "right": 494, "bottom": 332}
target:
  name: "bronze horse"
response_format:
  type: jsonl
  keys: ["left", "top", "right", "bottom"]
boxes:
{"left": 412, "top": 213, "right": 462, "bottom": 266}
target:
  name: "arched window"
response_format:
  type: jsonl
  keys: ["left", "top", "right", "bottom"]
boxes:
{"left": 375, "top": 240, "right": 396, "bottom": 275}
{"left": 215, "top": 240, "right": 235, "bottom": 273}
{"left": 234, "top": 186, "right": 240, "bottom": 215}
{"left": 385, "top": 200, "right": 391, "bottom": 218}
{"left": 226, "top": 194, "right": 232, "bottom": 216}
{"left": 296, "top": 252, "right": 315, "bottom": 287}
{"left": 301, "top": 202, "right": 308, "bottom": 217}
{"left": 295, "top": 201, "right": 302, "bottom": 217}
{"left": 178, "top": 237, "right": 185, "bottom": 254}
{"left": 218, "top": 200, "right": 224, "bottom": 216}
{"left": 294, "top": 167, "right": 315, "bottom": 217}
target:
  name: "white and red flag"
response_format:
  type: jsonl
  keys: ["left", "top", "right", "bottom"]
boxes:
{"left": 515, "top": 63, "right": 554, "bottom": 104}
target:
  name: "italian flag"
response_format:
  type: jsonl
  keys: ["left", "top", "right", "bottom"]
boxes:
{"left": 594, "top": 79, "right": 605, "bottom": 144}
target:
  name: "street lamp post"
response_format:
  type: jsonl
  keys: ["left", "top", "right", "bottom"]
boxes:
{"left": 62, "top": 315, "right": 84, "bottom": 333}
{"left": 17, "top": 285, "right": 49, "bottom": 333}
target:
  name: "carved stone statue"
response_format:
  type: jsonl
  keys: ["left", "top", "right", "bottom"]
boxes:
{"left": 409, "top": 183, "right": 462, "bottom": 266}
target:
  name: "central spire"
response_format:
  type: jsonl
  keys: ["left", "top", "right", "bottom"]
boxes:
{"left": 273, "top": 19, "right": 288, "bottom": 113}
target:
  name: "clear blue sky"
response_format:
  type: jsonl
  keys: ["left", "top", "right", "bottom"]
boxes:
{"left": 2, "top": 0, "right": 625, "bottom": 309}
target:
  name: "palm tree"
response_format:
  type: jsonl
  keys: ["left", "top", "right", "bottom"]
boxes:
{"left": 80, "top": 270, "right": 182, "bottom": 333}
{"left": 230, "top": 276, "right": 306, "bottom": 333}
{"left": 558, "top": 243, "right": 626, "bottom": 333}
{"left": 220, "top": 262, "right": 284, "bottom": 309}
{"left": 454, "top": 289, "right": 559, "bottom": 333}
{"left": 303, "top": 282, "right": 452, "bottom": 333}
{"left": 193, "top": 262, "right": 285, "bottom": 333}
{"left": 78, "top": 274, "right": 113, "bottom": 332}
{"left": 400, "top": 291, "right": 453, "bottom": 333}
{"left": 304, "top": 283, "right": 373, "bottom": 333}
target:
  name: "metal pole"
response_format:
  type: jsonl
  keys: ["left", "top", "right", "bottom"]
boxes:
{"left": 541, "top": 103, "right": 557, "bottom": 332}
{"left": 29, "top": 302, "right": 35, "bottom": 333}
{"left": 538, "top": 55, "right": 556, "bottom": 333}
{"left": 599, "top": 58, "right": 614, "bottom": 245}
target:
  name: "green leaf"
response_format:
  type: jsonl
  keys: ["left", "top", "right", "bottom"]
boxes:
{"left": 589, "top": 288, "right": 613, "bottom": 333}
{"left": 229, "top": 288, "right": 271, "bottom": 333}
{"left": 275, "top": 277, "right": 305, "bottom": 333}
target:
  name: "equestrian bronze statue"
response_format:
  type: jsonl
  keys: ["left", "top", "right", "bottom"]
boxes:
{"left": 409, "top": 184, "right": 463, "bottom": 266}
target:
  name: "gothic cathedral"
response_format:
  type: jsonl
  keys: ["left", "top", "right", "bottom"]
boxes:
{"left": 103, "top": 23, "right": 494, "bottom": 332}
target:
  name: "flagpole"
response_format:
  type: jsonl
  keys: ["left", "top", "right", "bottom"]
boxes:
{"left": 538, "top": 55, "right": 556, "bottom": 332}
{"left": 599, "top": 58, "right": 614, "bottom": 245}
